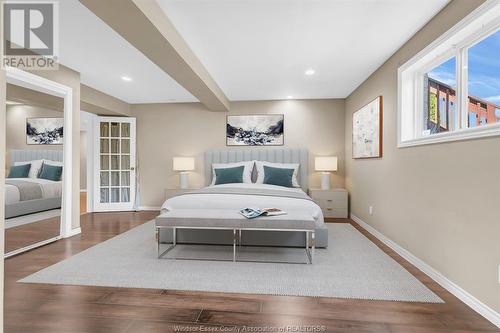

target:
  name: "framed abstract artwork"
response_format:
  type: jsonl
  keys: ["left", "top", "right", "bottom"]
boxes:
{"left": 352, "top": 96, "right": 382, "bottom": 159}
{"left": 26, "top": 117, "right": 64, "bottom": 145}
{"left": 226, "top": 114, "right": 284, "bottom": 146}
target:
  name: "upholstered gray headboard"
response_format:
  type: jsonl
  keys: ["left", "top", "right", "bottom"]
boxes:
{"left": 204, "top": 148, "right": 309, "bottom": 191}
{"left": 10, "top": 149, "right": 63, "bottom": 165}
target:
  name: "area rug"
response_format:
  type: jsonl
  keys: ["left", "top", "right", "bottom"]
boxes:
{"left": 20, "top": 221, "right": 442, "bottom": 302}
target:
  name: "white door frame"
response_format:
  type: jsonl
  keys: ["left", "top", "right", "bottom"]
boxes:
{"left": 80, "top": 110, "right": 96, "bottom": 214}
{"left": 93, "top": 116, "right": 136, "bottom": 212}
{"left": 5, "top": 67, "right": 73, "bottom": 239}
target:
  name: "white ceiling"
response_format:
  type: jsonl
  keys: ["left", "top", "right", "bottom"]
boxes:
{"left": 58, "top": 0, "right": 197, "bottom": 104}
{"left": 56, "top": 0, "right": 451, "bottom": 104}
{"left": 158, "top": 0, "right": 450, "bottom": 101}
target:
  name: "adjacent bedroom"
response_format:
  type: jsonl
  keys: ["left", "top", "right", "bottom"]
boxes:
{"left": 4, "top": 84, "right": 65, "bottom": 257}
{"left": 0, "top": 0, "right": 499, "bottom": 332}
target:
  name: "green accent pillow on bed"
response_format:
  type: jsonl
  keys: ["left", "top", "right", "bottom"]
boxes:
{"left": 7, "top": 164, "right": 31, "bottom": 178}
{"left": 263, "top": 166, "right": 295, "bottom": 187}
{"left": 214, "top": 166, "right": 244, "bottom": 185}
{"left": 38, "top": 163, "right": 63, "bottom": 181}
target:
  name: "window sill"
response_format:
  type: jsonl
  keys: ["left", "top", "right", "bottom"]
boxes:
{"left": 398, "top": 123, "right": 500, "bottom": 148}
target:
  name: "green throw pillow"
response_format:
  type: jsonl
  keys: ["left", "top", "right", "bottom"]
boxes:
{"left": 214, "top": 166, "right": 244, "bottom": 185}
{"left": 38, "top": 163, "right": 63, "bottom": 181}
{"left": 263, "top": 166, "right": 294, "bottom": 187}
{"left": 7, "top": 164, "right": 31, "bottom": 178}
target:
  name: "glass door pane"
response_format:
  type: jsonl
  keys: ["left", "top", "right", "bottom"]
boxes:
{"left": 100, "top": 122, "right": 111, "bottom": 203}
{"left": 95, "top": 117, "right": 135, "bottom": 211}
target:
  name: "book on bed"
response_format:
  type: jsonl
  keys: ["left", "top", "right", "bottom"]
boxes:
{"left": 240, "top": 208, "right": 287, "bottom": 219}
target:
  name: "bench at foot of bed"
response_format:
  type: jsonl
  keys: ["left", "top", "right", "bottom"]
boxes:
{"left": 156, "top": 209, "right": 328, "bottom": 251}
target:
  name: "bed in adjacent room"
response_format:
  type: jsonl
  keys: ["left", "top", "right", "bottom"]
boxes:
{"left": 159, "top": 148, "right": 328, "bottom": 248}
{"left": 5, "top": 150, "right": 63, "bottom": 219}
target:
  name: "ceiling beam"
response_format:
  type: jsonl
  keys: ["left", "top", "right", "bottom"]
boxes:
{"left": 7, "top": 84, "right": 64, "bottom": 111}
{"left": 81, "top": 84, "right": 131, "bottom": 116}
{"left": 79, "top": 0, "right": 229, "bottom": 111}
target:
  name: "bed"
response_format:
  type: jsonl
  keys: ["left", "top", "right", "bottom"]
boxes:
{"left": 159, "top": 148, "right": 328, "bottom": 248}
{"left": 5, "top": 150, "right": 63, "bottom": 219}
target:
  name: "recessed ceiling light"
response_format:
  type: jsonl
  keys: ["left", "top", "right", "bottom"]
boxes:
{"left": 304, "top": 69, "right": 315, "bottom": 76}
{"left": 286, "top": 95, "right": 294, "bottom": 99}
{"left": 121, "top": 76, "right": 132, "bottom": 82}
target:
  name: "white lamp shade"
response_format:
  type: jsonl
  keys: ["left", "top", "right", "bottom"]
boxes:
{"left": 173, "top": 157, "right": 195, "bottom": 171}
{"left": 315, "top": 156, "right": 338, "bottom": 172}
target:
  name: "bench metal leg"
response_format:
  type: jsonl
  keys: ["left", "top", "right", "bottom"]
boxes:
{"left": 157, "top": 227, "right": 177, "bottom": 259}
{"left": 233, "top": 229, "right": 236, "bottom": 262}
{"left": 305, "top": 231, "right": 311, "bottom": 264}
{"left": 311, "top": 231, "right": 315, "bottom": 263}
{"left": 304, "top": 231, "right": 315, "bottom": 264}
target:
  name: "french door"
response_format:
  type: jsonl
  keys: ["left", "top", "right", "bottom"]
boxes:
{"left": 93, "top": 117, "right": 136, "bottom": 212}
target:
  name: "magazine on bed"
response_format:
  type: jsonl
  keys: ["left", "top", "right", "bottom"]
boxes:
{"left": 240, "top": 207, "right": 287, "bottom": 219}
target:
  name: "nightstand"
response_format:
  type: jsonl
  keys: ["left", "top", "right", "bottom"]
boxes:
{"left": 165, "top": 188, "right": 199, "bottom": 200}
{"left": 309, "top": 188, "right": 348, "bottom": 219}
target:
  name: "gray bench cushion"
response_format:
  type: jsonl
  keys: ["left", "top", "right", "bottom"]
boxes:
{"left": 156, "top": 209, "right": 315, "bottom": 231}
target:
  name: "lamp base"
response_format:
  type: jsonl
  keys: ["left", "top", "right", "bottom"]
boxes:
{"left": 179, "top": 172, "right": 189, "bottom": 189}
{"left": 320, "top": 172, "right": 331, "bottom": 190}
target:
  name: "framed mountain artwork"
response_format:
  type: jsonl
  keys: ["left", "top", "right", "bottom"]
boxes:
{"left": 26, "top": 117, "right": 64, "bottom": 145}
{"left": 226, "top": 114, "right": 284, "bottom": 146}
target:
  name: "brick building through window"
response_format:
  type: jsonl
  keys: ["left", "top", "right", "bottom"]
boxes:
{"left": 425, "top": 77, "right": 500, "bottom": 134}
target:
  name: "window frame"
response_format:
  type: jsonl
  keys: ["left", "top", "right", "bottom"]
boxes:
{"left": 398, "top": 0, "right": 500, "bottom": 148}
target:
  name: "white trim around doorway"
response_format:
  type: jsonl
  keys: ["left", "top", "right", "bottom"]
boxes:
{"left": 6, "top": 66, "right": 75, "bottom": 239}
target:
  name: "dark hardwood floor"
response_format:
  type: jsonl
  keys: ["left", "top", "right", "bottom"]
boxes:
{"left": 4, "top": 212, "right": 499, "bottom": 333}
{"left": 5, "top": 216, "right": 60, "bottom": 254}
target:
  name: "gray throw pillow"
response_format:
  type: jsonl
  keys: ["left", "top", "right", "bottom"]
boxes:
{"left": 214, "top": 166, "right": 244, "bottom": 185}
{"left": 7, "top": 164, "right": 31, "bottom": 178}
{"left": 38, "top": 163, "right": 63, "bottom": 181}
{"left": 263, "top": 165, "right": 294, "bottom": 187}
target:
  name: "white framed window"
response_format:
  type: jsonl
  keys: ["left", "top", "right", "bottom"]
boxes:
{"left": 398, "top": 0, "right": 500, "bottom": 147}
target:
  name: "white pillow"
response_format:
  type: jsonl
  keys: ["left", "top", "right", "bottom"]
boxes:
{"left": 211, "top": 161, "right": 254, "bottom": 185}
{"left": 255, "top": 161, "right": 300, "bottom": 188}
{"left": 14, "top": 159, "right": 43, "bottom": 179}
{"left": 43, "top": 159, "right": 63, "bottom": 167}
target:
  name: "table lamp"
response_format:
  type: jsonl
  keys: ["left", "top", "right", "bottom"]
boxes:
{"left": 173, "top": 157, "right": 195, "bottom": 189}
{"left": 315, "top": 156, "right": 337, "bottom": 190}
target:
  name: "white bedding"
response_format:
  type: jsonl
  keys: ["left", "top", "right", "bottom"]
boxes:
{"left": 161, "top": 183, "right": 325, "bottom": 226}
{"left": 5, "top": 178, "right": 62, "bottom": 205}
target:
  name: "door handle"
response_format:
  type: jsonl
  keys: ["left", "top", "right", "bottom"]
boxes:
{"left": 130, "top": 167, "right": 135, "bottom": 171}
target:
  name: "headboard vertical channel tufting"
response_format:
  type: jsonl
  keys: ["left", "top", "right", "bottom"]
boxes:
{"left": 204, "top": 148, "right": 309, "bottom": 191}
{"left": 10, "top": 149, "right": 64, "bottom": 165}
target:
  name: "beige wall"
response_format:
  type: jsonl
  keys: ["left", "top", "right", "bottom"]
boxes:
{"left": 5, "top": 105, "right": 64, "bottom": 168}
{"left": 345, "top": 0, "right": 499, "bottom": 314}
{"left": 132, "top": 99, "right": 345, "bottom": 207}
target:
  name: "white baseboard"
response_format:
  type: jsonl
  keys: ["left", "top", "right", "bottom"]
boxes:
{"left": 351, "top": 214, "right": 500, "bottom": 328}
{"left": 138, "top": 206, "right": 161, "bottom": 211}
{"left": 66, "top": 227, "right": 81, "bottom": 238}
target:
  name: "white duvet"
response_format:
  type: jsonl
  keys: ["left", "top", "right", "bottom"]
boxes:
{"left": 161, "top": 183, "right": 325, "bottom": 226}
{"left": 5, "top": 178, "right": 62, "bottom": 205}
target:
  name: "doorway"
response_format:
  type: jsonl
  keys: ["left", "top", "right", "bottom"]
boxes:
{"left": 93, "top": 117, "right": 136, "bottom": 212}
{"left": 4, "top": 67, "right": 74, "bottom": 256}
